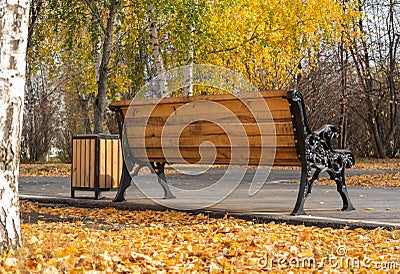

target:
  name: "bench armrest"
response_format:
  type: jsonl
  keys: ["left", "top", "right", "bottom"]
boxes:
{"left": 313, "top": 124, "right": 339, "bottom": 150}
{"left": 306, "top": 124, "right": 355, "bottom": 170}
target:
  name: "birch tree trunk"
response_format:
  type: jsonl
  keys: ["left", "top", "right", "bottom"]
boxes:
{"left": 339, "top": 34, "right": 348, "bottom": 149}
{"left": 183, "top": 23, "right": 194, "bottom": 97}
{"left": 148, "top": 3, "right": 168, "bottom": 97}
{"left": 183, "top": 0, "right": 197, "bottom": 97}
{"left": 0, "top": 0, "right": 30, "bottom": 253}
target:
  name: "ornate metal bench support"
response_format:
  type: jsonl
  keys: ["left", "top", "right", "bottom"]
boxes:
{"left": 288, "top": 91, "right": 355, "bottom": 215}
{"left": 305, "top": 128, "right": 355, "bottom": 211}
{"left": 150, "top": 162, "right": 176, "bottom": 199}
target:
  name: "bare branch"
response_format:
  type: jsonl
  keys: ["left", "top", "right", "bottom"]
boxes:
{"left": 206, "top": 24, "right": 261, "bottom": 54}
{"left": 81, "top": 0, "right": 106, "bottom": 34}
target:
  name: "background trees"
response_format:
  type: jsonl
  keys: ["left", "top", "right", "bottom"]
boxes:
{"left": 347, "top": 0, "right": 400, "bottom": 158}
{"left": 22, "top": 0, "right": 400, "bottom": 161}
{"left": 299, "top": 0, "right": 400, "bottom": 158}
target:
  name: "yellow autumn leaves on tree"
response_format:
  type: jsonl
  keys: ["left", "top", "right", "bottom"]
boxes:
{"left": 24, "top": 0, "right": 364, "bottom": 150}
{"left": 200, "top": 0, "right": 360, "bottom": 89}
{"left": 31, "top": 0, "right": 360, "bottom": 99}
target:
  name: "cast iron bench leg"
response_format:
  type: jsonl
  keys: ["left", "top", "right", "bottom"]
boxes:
{"left": 334, "top": 169, "right": 355, "bottom": 211}
{"left": 291, "top": 167, "right": 308, "bottom": 216}
{"left": 113, "top": 162, "right": 131, "bottom": 202}
{"left": 306, "top": 169, "right": 321, "bottom": 197}
{"left": 151, "top": 162, "right": 176, "bottom": 199}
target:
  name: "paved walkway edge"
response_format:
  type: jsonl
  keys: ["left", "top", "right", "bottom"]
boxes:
{"left": 20, "top": 195, "right": 400, "bottom": 231}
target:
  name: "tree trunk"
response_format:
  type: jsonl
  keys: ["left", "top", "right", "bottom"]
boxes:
{"left": 183, "top": 57, "right": 194, "bottom": 97}
{"left": 78, "top": 95, "right": 92, "bottom": 134}
{"left": 148, "top": 3, "right": 168, "bottom": 97}
{"left": 183, "top": 23, "right": 195, "bottom": 97}
{"left": 23, "top": 0, "right": 43, "bottom": 162}
{"left": 349, "top": 4, "right": 387, "bottom": 158}
{"left": 339, "top": 35, "right": 348, "bottom": 149}
{"left": 385, "top": 0, "right": 399, "bottom": 156}
{"left": 0, "top": 0, "right": 30, "bottom": 253}
{"left": 370, "top": 116, "right": 386, "bottom": 158}
{"left": 93, "top": 0, "right": 119, "bottom": 134}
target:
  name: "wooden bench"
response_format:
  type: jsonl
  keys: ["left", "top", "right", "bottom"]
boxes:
{"left": 109, "top": 90, "right": 355, "bottom": 215}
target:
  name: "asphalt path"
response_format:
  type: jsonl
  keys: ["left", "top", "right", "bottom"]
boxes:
{"left": 19, "top": 167, "right": 400, "bottom": 229}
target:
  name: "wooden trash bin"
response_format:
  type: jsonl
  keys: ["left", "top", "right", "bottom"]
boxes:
{"left": 71, "top": 134, "right": 122, "bottom": 199}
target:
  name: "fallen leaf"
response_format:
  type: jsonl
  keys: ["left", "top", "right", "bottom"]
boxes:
{"left": 3, "top": 201, "right": 399, "bottom": 272}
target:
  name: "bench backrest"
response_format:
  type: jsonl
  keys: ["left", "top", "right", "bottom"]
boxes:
{"left": 111, "top": 90, "right": 301, "bottom": 166}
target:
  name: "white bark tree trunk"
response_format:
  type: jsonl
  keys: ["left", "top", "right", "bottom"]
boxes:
{"left": 183, "top": 1, "right": 196, "bottom": 97}
{"left": 0, "top": 0, "right": 30, "bottom": 252}
{"left": 183, "top": 23, "right": 194, "bottom": 97}
{"left": 148, "top": 3, "right": 168, "bottom": 97}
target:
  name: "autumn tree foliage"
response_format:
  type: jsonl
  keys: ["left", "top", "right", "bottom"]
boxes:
{"left": 22, "top": 0, "right": 399, "bottom": 159}
{"left": 297, "top": 0, "right": 400, "bottom": 158}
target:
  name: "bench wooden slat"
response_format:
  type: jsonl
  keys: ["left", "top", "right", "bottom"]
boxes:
{"left": 123, "top": 98, "right": 290, "bottom": 116}
{"left": 132, "top": 158, "right": 301, "bottom": 166}
{"left": 128, "top": 147, "right": 300, "bottom": 166}
{"left": 128, "top": 134, "right": 296, "bottom": 148}
{"left": 126, "top": 122, "right": 295, "bottom": 138}
{"left": 113, "top": 91, "right": 290, "bottom": 117}
{"left": 125, "top": 109, "right": 291, "bottom": 125}
{"left": 129, "top": 146, "right": 298, "bottom": 157}
{"left": 111, "top": 90, "right": 289, "bottom": 108}
{"left": 123, "top": 98, "right": 291, "bottom": 122}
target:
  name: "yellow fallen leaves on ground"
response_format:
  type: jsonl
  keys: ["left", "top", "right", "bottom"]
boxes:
{"left": 355, "top": 158, "right": 400, "bottom": 171}
{"left": 319, "top": 172, "right": 400, "bottom": 187}
{"left": 19, "top": 164, "right": 71, "bottom": 177}
{"left": 0, "top": 201, "right": 399, "bottom": 273}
